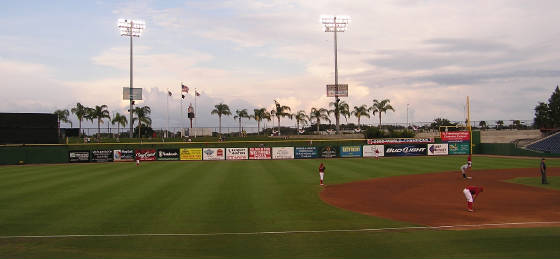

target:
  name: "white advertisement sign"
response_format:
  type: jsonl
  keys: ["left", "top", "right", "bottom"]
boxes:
{"left": 226, "top": 148, "right": 248, "bottom": 160}
{"left": 428, "top": 144, "right": 449, "bottom": 156}
{"left": 203, "top": 148, "right": 225, "bottom": 160}
{"left": 363, "top": 145, "right": 385, "bottom": 157}
{"left": 272, "top": 147, "right": 294, "bottom": 160}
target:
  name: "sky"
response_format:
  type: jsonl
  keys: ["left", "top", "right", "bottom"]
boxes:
{"left": 2, "top": 0, "right": 560, "bottom": 130}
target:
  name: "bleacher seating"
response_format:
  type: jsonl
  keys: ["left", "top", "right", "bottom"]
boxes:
{"left": 526, "top": 132, "right": 560, "bottom": 153}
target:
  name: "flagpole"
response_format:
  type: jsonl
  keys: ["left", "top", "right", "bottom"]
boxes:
{"left": 180, "top": 82, "right": 184, "bottom": 137}
{"left": 166, "top": 88, "right": 169, "bottom": 139}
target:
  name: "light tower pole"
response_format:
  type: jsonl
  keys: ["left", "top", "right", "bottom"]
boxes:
{"left": 118, "top": 19, "right": 145, "bottom": 138}
{"left": 407, "top": 103, "right": 410, "bottom": 128}
{"left": 322, "top": 15, "right": 350, "bottom": 135}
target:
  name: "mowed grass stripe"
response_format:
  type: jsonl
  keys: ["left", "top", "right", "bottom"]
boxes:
{"left": 0, "top": 163, "right": 126, "bottom": 202}
{"left": 0, "top": 163, "right": 167, "bottom": 235}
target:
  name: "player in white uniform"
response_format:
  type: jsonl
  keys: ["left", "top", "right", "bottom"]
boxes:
{"left": 460, "top": 163, "right": 472, "bottom": 179}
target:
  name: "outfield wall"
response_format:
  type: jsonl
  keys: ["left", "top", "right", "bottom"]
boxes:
{"left": 0, "top": 140, "right": 463, "bottom": 165}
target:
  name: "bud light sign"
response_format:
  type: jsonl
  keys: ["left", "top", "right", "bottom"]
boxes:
{"left": 384, "top": 144, "right": 427, "bottom": 157}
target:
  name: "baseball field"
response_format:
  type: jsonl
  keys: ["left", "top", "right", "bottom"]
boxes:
{"left": 0, "top": 155, "right": 559, "bottom": 258}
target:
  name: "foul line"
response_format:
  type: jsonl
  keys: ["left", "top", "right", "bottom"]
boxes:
{"left": 0, "top": 221, "right": 559, "bottom": 239}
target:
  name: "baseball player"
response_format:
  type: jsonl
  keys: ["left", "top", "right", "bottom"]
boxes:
{"left": 460, "top": 163, "right": 472, "bottom": 179}
{"left": 136, "top": 159, "right": 140, "bottom": 166}
{"left": 375, "top": 148, "right": 380, "bottom": 160}
{"left": 319, "top": 163, "right": 326, "bottom": 186}
{"left": 463, "top": 185, "right": 484, "bottom": 212}
{"left": 467, "top": 154, "right": 472, "bottom": 167}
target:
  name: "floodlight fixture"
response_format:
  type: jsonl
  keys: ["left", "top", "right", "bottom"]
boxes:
{"left": 118, "top": 18, "right": 146, "bottom": 137}
{"left": 321, "top": 15, "right": 350, "bottom": 32}
{"left": 118, "top": 19, "right": 146, "bottom": 37}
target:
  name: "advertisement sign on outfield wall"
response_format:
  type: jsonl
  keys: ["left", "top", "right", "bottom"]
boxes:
{"left": 384, "top": 144, "right": 427, "bottom": 157}
{"left": 427, "top": 144, "right": 449, "bottom": 156}
{"left": 339, "top": 145, "right": 362, "bottom": 158}
{"left": 440, "top": 131, "right": 470, "bottom": 142}
{"left": 157, "top": 149, "right": 180, "bottom": 161}
{"left": 367, "top": 138, "right": 434, "bottom": 145}
{"left": 203, "top": 148, "right": 225, "bottom": 160}
{"left": 272, "top": 147, "right": 294, "bottom": 159}
{"left": 363, "top": 145, "right": 385, "bottom": 157}
{"left": 69, "top": 151, "right": 90, "bottom": 163}
{"left": 90, "top": 150, "right": 113, "bottom": 162}
{"left": 320, "top": 146, "right": 337, "bottom": 158}
{"left": 113, "top": 149, "right": 134, "bottom": 161}
{"left": 294, "top": 147, "right": 318, "bottom": 159}
{"left": 249, "top": 147, "right": 272, "bottom": 160}
{"left": 226, "top": 148, "right": 248, "bottom": 160}
{"left": 135, "top": 149, "right": 156, "bottom": 161}
{"left": 448, "top": 142, "right": 470, "bottom": 155}
{"left": 180, "top": 148, "right": 202, "bottom": 160}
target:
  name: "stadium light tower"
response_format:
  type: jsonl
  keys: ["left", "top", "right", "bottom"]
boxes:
{"left": 321, "top": 15, "right": 350, "bottom": 135}
{"left": 118, "top": 19, "right": 145, "bottom": 138}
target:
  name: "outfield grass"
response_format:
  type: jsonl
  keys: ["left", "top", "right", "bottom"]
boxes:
{"left": 0, "top": 156, "right": 559, "bottom": 258}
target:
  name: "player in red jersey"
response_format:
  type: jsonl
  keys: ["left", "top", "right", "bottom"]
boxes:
{"left": 463, "top": 185, "right": 484, "bottom": 212}
{"left": 467, "top": 154, "right": 472, "bottom": 167}
{"left": 319, "top": 163, "right": 326, "bottom": 186}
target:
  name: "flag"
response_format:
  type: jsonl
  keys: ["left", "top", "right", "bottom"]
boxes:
{"left": 181, "top": 84, "right": 189, "bottom": 93}
{"left": 195, "top": 91, "right": 200, "bottom": 97}
{"left": 168, "top": 91, "right": 172, "bottom": 96}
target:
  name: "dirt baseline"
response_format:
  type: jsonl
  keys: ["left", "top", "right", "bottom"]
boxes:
{"left": 320, "top": 168, "right": 560, "bottom": 228}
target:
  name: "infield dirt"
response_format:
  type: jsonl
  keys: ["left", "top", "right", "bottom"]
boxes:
{"left": 321, "top": 168, "right": 560, "bottom": 229}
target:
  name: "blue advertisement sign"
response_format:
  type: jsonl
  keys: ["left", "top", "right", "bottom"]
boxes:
{"left": 384, "top": 144, "right": 427, "bottom": 157}
{"left": 294, "top": 147, "right": 318, "bottom": 159}
{"left": 339, "top": 145, "right": 362, "bottom": 158}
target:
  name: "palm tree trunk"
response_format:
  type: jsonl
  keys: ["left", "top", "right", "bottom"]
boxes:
{"left": 239, "top": 119, "right": 241, "bottom": 136}
{"left": 379, "top": 114, "right": 382, "bottom": 127}
{"left": 97, "top": 119, "right": 101, "bottom": 139}
{"left": 358, "top": 116, "right": 361, "bottom": 128}
{"left": 257, "top": 120, "right": 261, "bottom": 135}
{"left": 138, "top": 122, "right": 142, "bottom": 139}
{"left": 316, "top": 119, "right": 320, "bottom": 132}
{"left": 79, "top": 119, "right": 82, "bottom": 137}
{"left": 218, "top": 115, "right": 222, "bottom": 134}
{"left": 277, "top": 117, "right": 281, "bottom": 134}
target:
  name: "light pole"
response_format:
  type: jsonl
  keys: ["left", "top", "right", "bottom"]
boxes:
{"left": 118, "top": 19, "right": 145, "bottom": 138}
{"left": 322, "top": 15, "right": 350, "bottom": 135}
{"left": 406, "top": 104, "right": 409, "bottom": 128}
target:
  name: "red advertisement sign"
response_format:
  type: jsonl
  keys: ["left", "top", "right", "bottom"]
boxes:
{"left": 135, "top": 149, "right": 157, "bottom": 161}
{"left": 440, "top": 131, "right": 470, "bottom": 142}
{"left": 248, "top": 147, "right": 271, "bottom": 160}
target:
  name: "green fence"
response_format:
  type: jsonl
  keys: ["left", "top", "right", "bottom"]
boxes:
{"left": 0, "top": 146, "right": 69, "bottom": 165}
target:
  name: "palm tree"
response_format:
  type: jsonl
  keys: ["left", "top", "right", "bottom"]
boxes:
{"left": 233, "top": 109, "right": 250, "bottom": 135}
{"left": 309, "top": 107, "right": 331, "bottom": 132}
{"left": 252, "top": 108, "right": 271, "bottom": 135}
{"left": 111, "top": 112, "right": 128, "bottom": 136}
{"left": 478, "top": 120, "right": 487, "bottom": 130}
{"left": 211, "top": 103, "right": 231, "bottom": 134}
{"left": 496, "top": 120, "right": 504, "bottom": 130}
{"left": 329, "top": 101, "right": 350, "bottom": 124}
{"left": 88, "top": 105, "right": 110, "bottom": 138}
{"left": 272, "top": 100, "right": 292, "bottom": 135}
{"left": 371, "top": 99, "right": 395, "bottom": 127}
{"left": 54, "top": 109, "right": 70, "bottom": 137}
{"left": 351, "top": 105, "right": 371, "bottom": 129}
{"left": 133, "top": 106, "right": 152, "bottom": 138}
{"left": 70, "top": 102, "right": 88, "bottom": 136}
{"left": 293, "top": 110, "right": 309, "bottom": 133}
